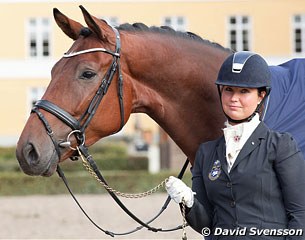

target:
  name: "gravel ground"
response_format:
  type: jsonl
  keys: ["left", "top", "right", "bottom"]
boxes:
{"left": 0, "top": 194, "right": 203, "bottom": 240}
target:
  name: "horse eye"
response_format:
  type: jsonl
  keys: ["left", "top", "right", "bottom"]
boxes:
{"left": 80, "top": 71, "right": 96, "bottom": 80}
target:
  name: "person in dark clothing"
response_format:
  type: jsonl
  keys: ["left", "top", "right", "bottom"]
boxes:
{"left": 166, "top": 51, "right": 305, "bottom": 239}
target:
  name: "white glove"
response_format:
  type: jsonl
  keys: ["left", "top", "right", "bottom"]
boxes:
{"left": 165, "top": 176, "right": 195, "bottom": 208}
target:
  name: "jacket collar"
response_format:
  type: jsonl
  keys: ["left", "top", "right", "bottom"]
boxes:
{"left": 216, "top": 122, "right": 269, "bottom": 175}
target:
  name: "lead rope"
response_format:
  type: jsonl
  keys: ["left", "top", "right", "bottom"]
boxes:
{"left": 76, "top": 146, "right": 188, "bottom": 239}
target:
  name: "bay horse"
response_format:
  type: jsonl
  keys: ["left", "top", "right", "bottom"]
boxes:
{"left": 16, "top": 6, "right": 230, "bottom": 176}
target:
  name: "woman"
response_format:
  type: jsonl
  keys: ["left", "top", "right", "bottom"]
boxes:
{"left": 166, "top": 51, "right": 305, "bottom": 239}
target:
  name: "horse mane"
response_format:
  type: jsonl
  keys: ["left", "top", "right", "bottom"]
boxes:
{"left": 79, "top": 21, "right": 231, "bottom": 52}
{"left": 116, "top": 22, "right": 232, "bottom": 52}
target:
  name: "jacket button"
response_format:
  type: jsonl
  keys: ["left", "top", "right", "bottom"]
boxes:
{"left": 232, "top": 221, "right": 239, "bottom": 227}
{"left": 230, "top": 201, "right": 236, "bottom": 207}
{"left": 226, "top": 182, "right": 232, "bottom": 188}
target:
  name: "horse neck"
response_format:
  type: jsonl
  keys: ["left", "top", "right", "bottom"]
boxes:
{"left": 122, "top": 32, "right": 230, "bottom": 163}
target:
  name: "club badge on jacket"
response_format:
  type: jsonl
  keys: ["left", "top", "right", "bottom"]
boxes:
{"left": 209, "top": 159, "right": 222, "bottom": 181}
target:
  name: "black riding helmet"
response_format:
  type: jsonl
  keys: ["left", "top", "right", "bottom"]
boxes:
{"left": 215, "top": 51, "right": 272, "bottom": 124}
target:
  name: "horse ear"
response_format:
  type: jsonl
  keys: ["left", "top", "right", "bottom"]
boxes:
{"left": 79, "top": 5, "right": 115, "bottom": 43}
{"left": 53, "top": 8, "right": 83, "bottom": 40}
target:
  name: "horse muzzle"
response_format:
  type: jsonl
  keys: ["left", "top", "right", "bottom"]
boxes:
{"left": 16, "top": 138, "right": 59, "bottom": 176}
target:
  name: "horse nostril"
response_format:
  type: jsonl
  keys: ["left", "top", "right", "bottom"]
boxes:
{"left": 23, "top": 143, "right": 40, "bottom": 166}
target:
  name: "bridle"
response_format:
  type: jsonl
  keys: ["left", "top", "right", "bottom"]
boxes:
{"left": 32, "top": 27, "right": 124, "bottom": 160}
{"left": 31, "top": 26, "right": 189, "bottom": 237}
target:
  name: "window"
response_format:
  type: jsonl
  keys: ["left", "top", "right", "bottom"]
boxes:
{"left": 27, "top": 18, "right": 51, "bottom": 58}
{"left": 101, "top": 16, "right": 119, "bottom": 27}
{"left": 28, "top": 87, "right": 46, "bottom": 113}
{"left": 293, "top": 14, "right": 305, "bottom": 54}
{"left": 228, "top": 15, "right": 251, "bottom": 51}
{"left": 163, "top": 16, "right": 186, "bottom": 31}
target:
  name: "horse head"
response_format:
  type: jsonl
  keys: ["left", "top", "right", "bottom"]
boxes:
{"left": 16, "top": 6, "right": 133, "bottom": 176}
{"left": 17, "top": 5, "right": 230, "bottom": 177}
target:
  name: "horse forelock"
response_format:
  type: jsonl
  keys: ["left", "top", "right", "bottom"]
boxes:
{"left": 80, "top": 27, "right": 92, "bottom": 37}
{"left": 117, "top": 22, "right": 231, "bottom": 52}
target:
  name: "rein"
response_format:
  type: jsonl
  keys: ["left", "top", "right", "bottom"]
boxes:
{"left": 57, "top": 149, "right": 189, "bottom": 237}
{"left": 31, "top": 26, "right": 190, "bottom": 237}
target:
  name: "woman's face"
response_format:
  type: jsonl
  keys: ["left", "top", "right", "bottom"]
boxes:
{"left": 221, "top": 86, "right": 265, "bottom": 125}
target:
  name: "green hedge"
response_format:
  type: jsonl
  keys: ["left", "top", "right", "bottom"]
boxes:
{"left": 0, "top": 142, "right": 148, "bottom": 173}
{"left": 0, "top": 147, "right": 20, "bottom": 172}
{"left": 0, "top": 170, "right": 192, "bottom": 196}
{"left": 0, "top": 144, "right": 192, "bottom": 196}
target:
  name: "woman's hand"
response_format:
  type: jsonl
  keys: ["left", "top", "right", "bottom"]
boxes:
{"left": 165, "top": 176, "right": 195, "bottom": 208}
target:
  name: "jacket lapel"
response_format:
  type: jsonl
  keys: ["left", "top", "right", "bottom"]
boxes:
{"left": 216, "top": 136, "right": 230, "bottom": 178}
{"left": 230, "top": 122, "right": 268, "bottom": 172}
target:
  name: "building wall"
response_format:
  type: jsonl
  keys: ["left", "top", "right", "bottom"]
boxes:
{"left": 0, "top": 0, "right": 304, "bottom": 146}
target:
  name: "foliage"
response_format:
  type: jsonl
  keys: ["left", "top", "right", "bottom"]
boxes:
{"left": 0, "top": 147, "right": 20, "bottom": 172}
{"left": 0, "top": 142, "right": 147, "bottom": 173}
{"left": 0, "top": 170, "right": 192, "bottom": 196}
{"left": 0, "top": 143, "right": 192, "bottom": 196}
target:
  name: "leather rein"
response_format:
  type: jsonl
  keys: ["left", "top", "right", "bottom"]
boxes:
{"left": 31, "top": 26, "right": 189, "bottom": 237}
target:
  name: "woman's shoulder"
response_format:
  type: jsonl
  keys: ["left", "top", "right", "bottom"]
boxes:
{"left": 266, "top": 126, "right": 295, "bottom": 144}
{"left": 197, "top": 136, "right": 224, "bottom": 153}
{"left": 265, "top": 126, "right": 301, "bottom": 160}
{"left": 193, "top": 137, "right": 224, "bottom": 174}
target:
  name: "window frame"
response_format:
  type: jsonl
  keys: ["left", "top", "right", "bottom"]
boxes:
{"left": 162, "top": 16, "right": 187, "bottom": 31}
{"left": 227, "top": 15, "right": 251, "bottom": 52}
{"left": 26, "top": 17, "right": 52, "bottom": 59}
{"left": 27, "top": 86, "right": 46, "bottom": 115}
{"left": 292, "top": 14, "right": 305, "bottom": 55}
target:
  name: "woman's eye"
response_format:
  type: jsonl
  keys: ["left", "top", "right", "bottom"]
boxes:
{"left": 80, "top": 71, "right": 96, "bottom": 80}
{"left": 240, "top": 89, "right": 250, "bottom": 94}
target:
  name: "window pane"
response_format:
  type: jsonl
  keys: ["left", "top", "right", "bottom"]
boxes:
{"left": 164, "top": 17, "right": 171, "bottom": 25}
{"left": 230, "top": 30, "right": 236, "bottom": 41}
{"left": 242, "top": 30, "right": 248, "bottom": 42}
{"left": 293, "top": 16, "right": 304, "bottom": 54}
{"left": 295, "top": 29, "right": 302, "bottom": 52}
{"left": 177, "top": 16, "right": 184, "bottom": 25}
{"left": 228, "top": 15, "right": 250, "bottom": 51}
{"left": 242, "top": 16, "right": 248, "bottom": 24}
{"left": 27, "top": 17, "right": 51, "bottom": 58}
{"left": 163, "top": 16, "right": 186, "bottom": 31}
{"left": 230, "top": 17, "right": 236, "bottom": 24}
{"left": 42, "top": 18, "right": 49, "bottom": 26}
{"left": 43, "top": 40, "right": 49, "bottom": 56}
{"left": 29, "top": 18, "right": 36, "bottom": 27}
{"left": 294, "top": 15, "right": 301, "bottom": 23}
{"left": 30, "top": 40, "right": 37, "bottom": 56}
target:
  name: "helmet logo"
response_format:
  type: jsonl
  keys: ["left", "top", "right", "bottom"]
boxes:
{"left": 232, "top": 51, "right": 255, "bottom": 73}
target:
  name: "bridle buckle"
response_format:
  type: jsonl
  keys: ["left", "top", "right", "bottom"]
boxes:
{"left": 59, "top": 130, "right": 85, "bottom": 151}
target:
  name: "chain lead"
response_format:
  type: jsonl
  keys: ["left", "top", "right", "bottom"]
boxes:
{"left": 77, "top": 146, "right": 169, "bottom": 199}
{"left": 181, "top": 198, "right": 188, "bottom": 240}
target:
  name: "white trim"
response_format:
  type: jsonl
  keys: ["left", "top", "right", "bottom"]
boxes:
{"left": 264, "top": 56, "right": 305, "bottom": 66}
{"left": 0, "top": 59, "right": 55, "bottom": 79}
{"left": 0, "top": 0, "right": 249, "bottom": 3}
{"left": 0, "top": 136, "right": 19, "bottom": 147}
{"left": 63, "top": 48, "right": 119, "bottom": 57}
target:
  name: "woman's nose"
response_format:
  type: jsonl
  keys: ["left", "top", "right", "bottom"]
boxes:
{"left": 230, "top": 93, "right": 239, "bottom": 101}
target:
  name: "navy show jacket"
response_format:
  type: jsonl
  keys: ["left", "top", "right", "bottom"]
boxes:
{"left": 186, "top": 122, "right": 305, "bottom": 239}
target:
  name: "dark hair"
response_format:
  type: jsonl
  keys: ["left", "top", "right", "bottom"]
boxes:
{"left": 258, "top": 87, "right": 266, "bottom": 96}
